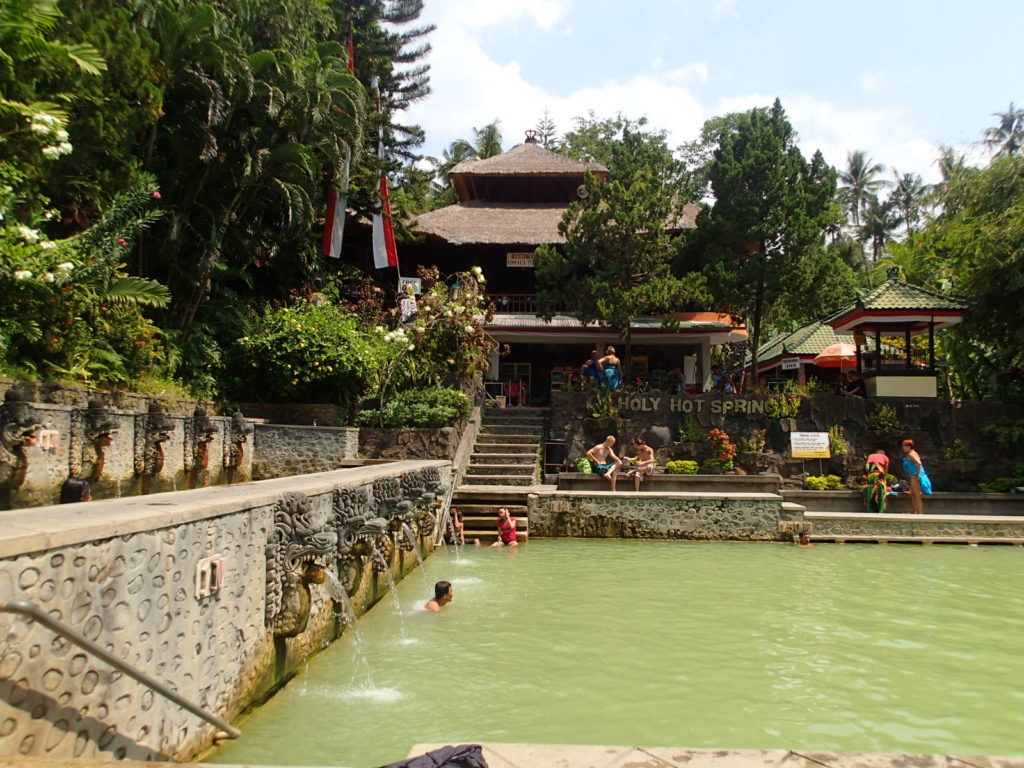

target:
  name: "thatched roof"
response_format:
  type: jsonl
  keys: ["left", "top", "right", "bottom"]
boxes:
{"left": 450, "top": 142, "right": 607, "bottom": 177}
{"left": 410, "top": 200, "right": 701, "bottom": 246}
{"left": 411, "top": 202, "right": 569, "bottom": 245}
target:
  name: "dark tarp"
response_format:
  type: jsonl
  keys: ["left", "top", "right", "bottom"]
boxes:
{"left": 377, "top": 743, "right": 488, "bottom": 768}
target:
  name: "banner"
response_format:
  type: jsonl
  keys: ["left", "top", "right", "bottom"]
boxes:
{"left": 790, "top": 432, "right": 831, "bottom": 459}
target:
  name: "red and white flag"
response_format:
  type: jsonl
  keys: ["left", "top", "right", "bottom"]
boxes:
{"left": 371, "top": 75, "right": 398, "bottom": 270}
{"left": 321, "top": 146, "right": 350, "bottom": 259}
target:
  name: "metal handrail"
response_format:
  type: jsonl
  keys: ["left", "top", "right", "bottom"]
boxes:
{"left": 433, "top": 468, "right": 460, "bottom": 547}
{"left": 0, "top": 599, "right": 241, "bottom": 739}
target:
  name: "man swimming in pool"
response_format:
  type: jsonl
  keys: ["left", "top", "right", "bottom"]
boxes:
{"left": 425, "top": 580, "right": 453, "bottom": 612}
{"left": 586, "top": 435, "right": 622, "bottom": 492}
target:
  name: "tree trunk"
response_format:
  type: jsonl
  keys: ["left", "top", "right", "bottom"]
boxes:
{"left": 748, "top": 265, "right": 765, "bottom": 393}
{"left": 623, "top": 324, "right": 632, "bottom": 384}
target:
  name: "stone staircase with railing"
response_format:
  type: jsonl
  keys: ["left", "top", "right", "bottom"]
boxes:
{"left": 461, "top": 407, "right": 546, "bottom": 487}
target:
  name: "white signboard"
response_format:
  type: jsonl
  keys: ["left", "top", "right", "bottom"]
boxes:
{"left": 781, "top": 357, "right": 801, "bottom": 371}
{"left": 790, "top": 431, "right": 831, "bottom": 459}
{"left": 399, "top": 277, "right": 422, "bottom": 295}
{"left": 506, "top": 252, "right": 535, "bottom": 268}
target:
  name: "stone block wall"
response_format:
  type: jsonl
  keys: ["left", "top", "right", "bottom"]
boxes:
{"left": 359, "top": 425, "right": 462, "bottom": 460}
{"left": 528, "top": 491, "right": 797, "bottom": 540}
{"left": 234, "top": 402, "right": 345, "bottom": 426}
{"left": 806, "top": 511, "right": 1024, "bottom": 540}
{"left": 251, "top": 424, "right": 360, "bottom": 480}
{"left": 0, "top": 460, "right": 450, "bottom": 761}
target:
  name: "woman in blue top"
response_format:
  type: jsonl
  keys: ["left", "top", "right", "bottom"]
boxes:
{"left": 598, "top": 346, "right": 622, "bottom": 392}
{"left": 901, "top": 439, "right": 932, "bottom": 514}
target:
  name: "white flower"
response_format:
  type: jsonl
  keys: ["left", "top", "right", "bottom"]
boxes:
{"left": 30, "top": 122, "right": 50, "bottom": 135}
{"left": 39, "top": 241, "right": 56, "bottom": 250}
{"left": 407, "top": 344, "right": 415, "bottom": 351}
{"left": 35, "top": 112, "right": 61, "bottom": 127}
{"left": 41, "top": 146, "right": 63, "bottom": 159}
{"left": 465, "top": 325, "right": 474, "bottom": 333}
{"left": 13, "top": 270, "right": 33, "bottom": 280}
{"left": 56, "top": 261, "right": 74, "bottom": 272}
{"left": 17, "top": 225, "right": 40, "bottom": 243}
{"left": 41, "top": 272, "right": 55, "bottom": 283}
{"left": 443, "top": 309, "right": 452, "bottom": 317}
{"left": 55, "top": 129, "right": 69, "bottom": 142}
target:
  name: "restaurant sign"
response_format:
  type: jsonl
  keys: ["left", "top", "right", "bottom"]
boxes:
{"left": 781, "top": 358, "right": 801, "bottom": 371}
{"left": 506, "top": 252, "right": 535, "bottom": 268}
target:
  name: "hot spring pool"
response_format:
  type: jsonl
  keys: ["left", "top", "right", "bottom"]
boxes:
{"left": 210, "top": 540, "right": 1024, "bottom": 767}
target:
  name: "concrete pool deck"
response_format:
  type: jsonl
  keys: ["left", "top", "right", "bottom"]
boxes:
{"left": 409, "top": 744, "right": 1024, "bottom": 768}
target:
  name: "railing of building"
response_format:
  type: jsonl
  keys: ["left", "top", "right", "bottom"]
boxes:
{"left": 490, "top": 294, "right": 570, "bottom": 314}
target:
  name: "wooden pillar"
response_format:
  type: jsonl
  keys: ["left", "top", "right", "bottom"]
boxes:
{"left": 874, "top": 327, "right": 881, "bottom": 372}
{"left": 928, "top": 322, "right": 936, "bottom": 372}
{"left": 904, "top": 327, "right": 912, "bottom": 369}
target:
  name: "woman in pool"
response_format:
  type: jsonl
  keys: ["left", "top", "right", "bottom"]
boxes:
{"left": 901, "top": 439, "right": 932, "bottom": 514}
{"left": 492, "top": 507, "right": 518, "bottom": 547}
{"left": 598, "top": 346, "right": 622, "bottom": 392}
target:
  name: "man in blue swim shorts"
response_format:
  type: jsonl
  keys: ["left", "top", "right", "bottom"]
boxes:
{"left": 586, "top": 435, "right": 622, "bottom": 492}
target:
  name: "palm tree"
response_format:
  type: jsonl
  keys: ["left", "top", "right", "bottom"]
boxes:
{"left": 888, "top": 170, "right": 930, "bottom": 235}
{"left": 837, "top": 150, "right": 886, "bottom": 228}
{"left": 983, "top": 103, "right": 1024, "bottom": 158}
{"left": 859, "top": 197, "right": 899, "bottom": 267}
{"left": 471, "top": 119, "right": 503, "bottom": 158}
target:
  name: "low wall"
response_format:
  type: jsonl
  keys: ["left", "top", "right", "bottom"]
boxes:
{"left": 806, "top": 511, "right": 1024, "bottom": 540}
{"left": 784, "top": 490, "right": 1024, "bottom": 516}
{"left": 557, "top": 472, "right": 782, "bottom": 494}
{"left": 0, "top": 377, "right": 209, "bottom": 415}
{"left": 251, "top": 424, "right": 360, "bottom": 480}
{"left": 0, "top": 460, "right": 450, "bottom": 761}
{"left": 359, "top": 425, "right": 462, "bottom": 460}
{"left": 234, "top": 402, "right": 344, "bottom": 426}
{"left": 527, "top": 490, "right": 799, "bottom": 540}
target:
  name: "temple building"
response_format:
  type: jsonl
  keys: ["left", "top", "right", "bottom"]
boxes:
{"left": 404, "top": 133, "right": 746, "bottom": 404}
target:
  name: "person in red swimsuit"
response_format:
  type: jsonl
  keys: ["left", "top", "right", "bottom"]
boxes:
{"left": 491, "top": 507, "right": 519, "bottom": 547}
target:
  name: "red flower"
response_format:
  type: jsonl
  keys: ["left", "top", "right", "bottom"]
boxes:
{"left": 152, "top": 191, "right": 162, "bottom": 199}
{"left": 118, "top": 238, "right": 127, "bottom": 246}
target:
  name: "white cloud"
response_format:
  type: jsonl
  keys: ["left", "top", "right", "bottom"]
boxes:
{"left": 711, "top": 0, "right": 739, "bottom": 21}
{"left": 429, "top": 0, "right": 573, "bottom": 32}
{"left": 860, "top": 71, "right": 886, "bottom": 94}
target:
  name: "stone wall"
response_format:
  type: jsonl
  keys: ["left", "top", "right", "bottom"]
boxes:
{"left": 528, "top": 491, "right": 798, "bottom": 540}
{"left": 251, "top": 424, "right": 360, "bottom": 480}
{"left": 806, "top": 511, "right": 1024, "bottom": 540}
{"left": 550, "top": 391, "right": 1023, "bottom": 491}
{"left": 0, "top": 460, "right": 450, "bottom": 761}
{"left": 359, "top": 425, "right": 462, "bottom": 460}
{"left": 1, "top": 392, "right": 254, "bottom": 510}
{"left": 234, "top": 402, "right": 345, "bottom": 427}
{"left": 0, "top": 377, "right": 209, "bottom": 416}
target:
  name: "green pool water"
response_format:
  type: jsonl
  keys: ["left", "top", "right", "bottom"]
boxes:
{"left": 211, "top": 540, "right": 1024, "bottom": 767}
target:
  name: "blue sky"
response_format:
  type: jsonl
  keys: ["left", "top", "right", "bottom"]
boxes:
{"left": 403, "top": 0, "right": 1024, "bottom": 183}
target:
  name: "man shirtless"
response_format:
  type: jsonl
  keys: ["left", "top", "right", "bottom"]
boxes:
{"left": 425, "top": 581, "right": 453, "bottom": 612}
{"left": 623, "top": 437, "right": 655, "bottom": 491}
{"left": 587, "top": 435, "right": 622, "bottom": 491}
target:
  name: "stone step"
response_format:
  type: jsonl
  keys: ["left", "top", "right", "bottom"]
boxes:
{"left": 809, "top": 534, "right": 1024, "bottom": 545}
{"left": 451, "top": 504, "right": 528, "bottom": 516}
{"left": 469, "top": 452, "right": 539, "bottom": 464}
{"left": 459, "top": 531, "right": 529, "bottom": 544}
{"left": 460, "top": 475, "right": 534, "bottom": 487}
{"left": 467, "top": 464, "right": 536, "bottom": 476}
{"left": 484, "top": 406, "right": 548, "bottom": 415}
{"left": 475, "top": 434, "right": 541, "bottom": 445}
{"left": 462, "top": 514, "right": 529, "bottom": 528}
{"left": 479, "top": 425, "right": 544, "bottom": 436}
{"left": 482, "top": 415, "right": 546, "bottom": 426}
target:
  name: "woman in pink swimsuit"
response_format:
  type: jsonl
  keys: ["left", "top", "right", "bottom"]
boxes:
{"left": 491, "top": 507, "right": 519, "bottom": 547}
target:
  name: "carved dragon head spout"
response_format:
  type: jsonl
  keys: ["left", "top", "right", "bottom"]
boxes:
{"left": 191, "top": 408, "right": 217, "bottom": 474}
{"left": 1, "top": 389, "right": 43, "bottom": 490}
{"left": 225, "top": 410, "right": 254, "bottom": 470}
{"left": 332, "top": 485, "right": 391, "bottom": 593}
{"left": 141, "top": 402, "right": 172, "bottom": 475}
{"left": 265, "top": 491, "right": 338, "bottom": 638}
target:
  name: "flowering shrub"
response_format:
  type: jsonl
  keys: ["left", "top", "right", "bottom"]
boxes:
{"left": 865, "top": 404, "right": 900, "bottom": 431}
{"left": 703, "top": 428, "right": 736, "bottom": 470}
{"left": 804, "top": 475, "right": 844, "bottom": 491}
{"left": 764, "top": 391, "right": 802, "bottom": 419}
{"left": 589, "top": 389, "right": 618, "bottom": 418}
{"left": 665, "top": 460, "right": 698, "bottom": 474}
{"left": 676, "top": 416, "right": 702, "bottom": 443}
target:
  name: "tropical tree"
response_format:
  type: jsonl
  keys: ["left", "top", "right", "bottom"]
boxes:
{"left": 535, "top": 120, "right": 709, "bottom": 379}
{"left": 983, "top": 103, "right": 1024, "bottom": 158}
{"left": 889, "top": 170, "right": 930, "bottom": 235}
{"left": 837, "top": 150, "right": 886, "bottom": 228}
{"left": 698, "top": 99, "right": 840, "bottom": 382}
{"left": 533, "top": 109, "right": 558, "bottom": 148}
{"left": 859, "top": 196, "right": 899, "bottom": 265}
{"left": 471, "top": 119, "right": 504, "bottom": 158}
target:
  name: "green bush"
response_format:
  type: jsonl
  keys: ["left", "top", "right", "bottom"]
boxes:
{"left": 942, "top": 439, "right": 976, "bottom": 460}
{"left": 665, "top": 460, "right": 698, "bottom": 475}
{"left": 676, "top": 417, "right": 702, "bottom": 443}
{"left": 764, "top": 391, "right": 801, "bottom": 419}
{"left": 979, "top": 477, "right": 1024, "bottom": 493}
{"left": 804, "top": 475, "right": 844, "bottom": 491}
{"left": 355, "top": 387, "right": 470, "bottom": 428}
{"left": 865, "top": 404, "right": 899, "bottom": 431}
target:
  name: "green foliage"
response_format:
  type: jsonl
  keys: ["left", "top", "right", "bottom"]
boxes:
{"left": 235, "top": 299, "right": 372, "bottom": 415}
{"left": 536, "top": 117, "right": 710, "bottom": 379}
{"left": 865, "top": 404, "right": 899, "bottom": 431}
{"left": 943, "top": 439, "right": 976, "bottom": 461}
{"left": 697, "top": 99, "right": 841, "bottom": 383}
{"left": 978, "top": 476, "right": 1024, "bottom": 493}
{"left": 354, "top": 387, "right": 469, "bottom": 428}
{"left": 676, "top": 416, "right": 702, "bottom": 443}
{"left": 738, "top": 429, "right": 767, "bottom": 452}
{"left": 763, "top": 391, "right": 802, "bottom": 419}
{"left": 828, "top": 425, "right": 847, "bottom": 456}
{"left": 665, "top": 460, "right": 698, "bottom": 475}
{"left": 981, "top": 420, "right": 1024, "bottom": 456}
{"left": 804, "top": 475, "right": 844, "bottom": 491}
{"left": 588, "top": 388, "right": 618, "bottom": 418}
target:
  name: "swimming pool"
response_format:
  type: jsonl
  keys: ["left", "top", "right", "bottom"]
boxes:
{"left": 211, "top": 540, "right": 1024, "bottom": 767}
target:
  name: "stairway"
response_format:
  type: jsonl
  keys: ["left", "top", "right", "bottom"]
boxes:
{"left": 462, "top": 406, "right": 546, "bottom": 487}
{"left": 453, "top": 406, "right": 546, "bottom": 544}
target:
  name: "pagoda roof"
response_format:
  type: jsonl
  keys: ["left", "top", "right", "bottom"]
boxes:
{"left": 754, "top": 320, "right": 883, "bottom": 371}
{"left": 409, "top": 200, "right": 700, "bottom": 246}
{"left": 450, "top": 141, "right": 608, "bottom": 177}
{"left": 825, "top": 276, "right": 967, "bottom": 333}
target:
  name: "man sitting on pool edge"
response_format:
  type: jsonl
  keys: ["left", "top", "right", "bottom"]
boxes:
{"left": 425, "top": 581, "right": 453, "bottom": 612}
{"left": 586, "top": 435, "right": 623, "bottom": 492}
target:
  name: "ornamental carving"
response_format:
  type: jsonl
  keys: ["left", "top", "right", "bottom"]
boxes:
{"left": 188, "top": 408, "right": 217, "bottom": 484}
{"left": 69, "top": 398, "right": 117, "bottom": 480}
{"left": 134, "top": 402, "right": 172, "bottom": 476}
{"left": 224, "top": 410, "right": 253, "bottom": 470}
{"left": 265, "top": 491, "right": 338, "bottom": 638}
{"left": 0, "top": 389, "right": 42, "bottom": 492}
{"left": 331, "top": 485, "right": 390, "bottom": 594}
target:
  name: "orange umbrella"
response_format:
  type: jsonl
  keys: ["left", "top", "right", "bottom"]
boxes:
{"left": 812, "top": 343, "right": 858, "bottom": 368}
